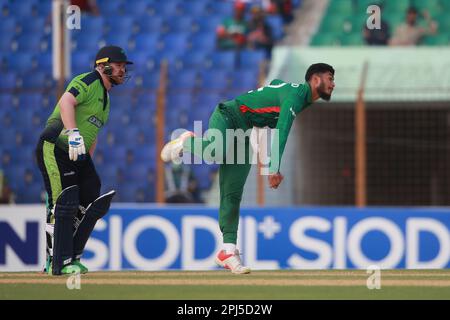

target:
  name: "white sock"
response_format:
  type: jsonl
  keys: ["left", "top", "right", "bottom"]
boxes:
{"left": 223, "top": 243, "right": 236, "bottom": 254}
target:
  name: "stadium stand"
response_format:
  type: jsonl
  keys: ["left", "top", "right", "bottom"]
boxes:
{"left": 311, "top": 0, "right": 449, "bottom": 46}
{"left": 0, "top": 0, "right": 300, "bottom": 203}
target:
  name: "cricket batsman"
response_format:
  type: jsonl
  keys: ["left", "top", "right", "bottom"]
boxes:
{"left": 161, "top": 63, "right": 335, "bottom": 274}
{"left": 35, "top": 46, "right": 133, "bottom": 275}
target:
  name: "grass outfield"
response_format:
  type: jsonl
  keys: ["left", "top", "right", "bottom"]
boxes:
{"left": 0, "top": 269, "right": 449, "bottom": 300}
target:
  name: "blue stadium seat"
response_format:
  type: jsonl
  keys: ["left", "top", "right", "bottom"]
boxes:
{"left": 166, "top": 16, "right": 194, "bottom": 33}
{"left": 71, "top": 52, "right": 95, "bottom": 75}
{"left": 79, "top": 16, "right": 105, "bottom": 35}
{"left": 14, "top": 34, "right": 46, "bottom": 52}
{"left": 266, "top": 15, "right": 285, "bottom": 40}
{"left": 150, "top": 1, "right": 181, "bottom": 16}
{"left": 293, "top": 0, "right": 302, "bottom": 8}
{"left": 239, "top": 50, "right": 266, "bottom": 69}
{"left": 229, "top": 69, "right": 258, "bottom": 91}
{"left": 193, "top": 93, "right": 223, "bottom": 111}
{"left": 123, "top": 164, "right": 153, "bottom": 181}
{"left": 136, "top": 16, "right": 164, "bottom": 34}
{"left": 0, "top": 128, "right": 16, "bottom": 145}
{"left": 97, "top": 164, "right": 121, "bottom": 183}
{"left": 188, "top": 32, "right": 217, "bottom": 53}
{"left": 192, "top": 165, "right": 215, "bottom": 190}
{"left": 107, "top": 108, "right": 132, "bottom": 127}
{"left": 168, "top": 70, "right": 197, "bottom": 90}
{"left": 166, "top": 93, "right": 192, "bottom": 113}
{"left": 0, "top": 17, "right": 17, "bottom": 35}
{"left": 19, "top": 17, "right": 47, "bottom": 35}
{"left": 73, "top": 33, "right": 102, "bottom": 51}
{"left": 0, "top": 33, "right": 15, "bottom": 52}
{"left": 105, "top": 16, "right": 135, "bottom": 36}
{"left": 7, "top": 1, "right": 37, "bottom": 17}
{"left": 14, "top": 146, "right": 36, "bottom": 164}
{"left": 16, "top": 183, "right": 44, "bottom": 204}
{"left": 132, "top": 106, "right": 156, "bottom": 126}
{"left": 199, "top": 70, "right": 230, "bottom": 91}
{"left": 103, "top": 32, "right": 131, "bottom": 51}
{"left": 2, "top": 108, "right": 14, "bottom": 128}
{"left": 37, "top": 0, "right": 52, "bottom": 16}
{"left": 123, "top": 0, "right": 151, "bottom": 16}
{"left": 177, "top": 51, "right": 208, "bottom": 70}
{"left": 120, "top": 127, "right": 141, "bottom": 146}
{"left": 36, "top": 52, "right": 52, "bottom": 70}
{"left": 117, "top": 183, "right": 139, "bottom": 202}
{"left": 0, "top": 93, "right": 14, "bottom": 109}
{"left": 166, "top": 107, "right": 191, "bottom": 131}
{"left": 195, "top": 16, "right": 222, "bottom": 33}
{"left": 127, "top": 52, "right": 152, "bottom": 71}
{"left": 160, "top": 34, "right": 189, "bottom": 52}
{"left": 12, "top": 108, "right": 34, "bottom": 129}
{"left": 148, "top": 51, "right": 179, "bottom": 72}
{"left": 0, "top": 72, "right": 17, "bottom": 90}
{"left": 17, "top": 128, "right": 37, "bottom": 146}
{"left": 97, "top": 0, "right": 123, "bottom": 15}
{"left": 139, "top": 125, "right": 156, "bottom": 143}
{"left": 190, "top": 107, "right": 213, "bottom": 126}
{"left": 16, "top": 93, "right": 46, "bottom": 110}
{"left": 207, "top": 51, "right": 237, "bottom": 69}
{"left": 133, "top": 71, "right": 159, "bottom": 89}
{"left": 133, "top": 146, "right": 156, "bottom": 163}
{"left": 70, "top": 27, "right": 104, "bottom": 44}
{"left": 109, "top": 92, "right": 136, "bottom": 108}
{"left": 135, "top": 92, "right": 157, "bottom": 108}
{"left": 208, "top": 1, "right": 234, "bottom": 16}
{"left": 132, "top": 34, "right": 160, "bottom": 52}
{"left": 180, "top": 1, "right": 209, "bottom": 16}
{"left": 6, "top": 53, "right": 36, "bottom": 73}
{"left": 21, "top": 72, "right": 53, "bottom": 90}
{"left": 108, "top": 145, "right": 128, "bottom": 162}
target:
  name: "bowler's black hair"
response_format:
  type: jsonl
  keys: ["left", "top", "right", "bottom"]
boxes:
{"left": 305, "top": 63, "right": 335, "bottom": 81}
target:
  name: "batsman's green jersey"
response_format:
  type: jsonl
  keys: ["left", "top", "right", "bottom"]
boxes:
{"left": 42, "top": 71, "right": 110, "bottom": 152}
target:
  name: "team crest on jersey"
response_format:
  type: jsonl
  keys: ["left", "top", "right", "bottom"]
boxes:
{"left": 88, "top": 116, "right": 103, "bottom": 128}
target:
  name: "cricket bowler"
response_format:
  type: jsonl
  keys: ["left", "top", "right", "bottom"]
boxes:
{"left": 161, "top": 63, "right": 335, "bottom": 274}
{"left": 35, "top": 46, "right": 133, "bottom": 275}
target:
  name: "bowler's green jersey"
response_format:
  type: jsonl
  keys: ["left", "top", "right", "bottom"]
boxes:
{"left": 41, "top": 71, "right": 110, "bottom": 152}
{"left": 233, "top": 79, "right": 313, "bottom": 173}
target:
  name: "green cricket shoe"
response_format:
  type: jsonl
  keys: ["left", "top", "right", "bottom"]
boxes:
{"left": 72, "top": 260, "right": 88, "bottom": 274}
{"left": 47, "top": 262, "right": 86, "bottom": 275}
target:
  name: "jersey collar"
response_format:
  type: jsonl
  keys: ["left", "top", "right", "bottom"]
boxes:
{"left": 95, "top": 70, "right": 107, "bottom": 90}
{"left": 305, "top": 82, "right": 313, "bottom": 105}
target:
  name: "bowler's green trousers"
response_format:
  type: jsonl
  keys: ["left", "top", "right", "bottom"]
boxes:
{"left": 184, "top": 101, "right": 253, "bottom": 244}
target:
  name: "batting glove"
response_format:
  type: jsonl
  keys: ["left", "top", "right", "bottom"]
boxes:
{"left": 65, "top": 128, "right": 86, "bottom": 161}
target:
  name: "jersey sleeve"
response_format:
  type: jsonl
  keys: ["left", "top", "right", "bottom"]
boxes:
{"left": 66, "top": 77, "right": 89, "bottom": 104}
{"left": 268, "top": 98, "right": 302, "bottom": 173}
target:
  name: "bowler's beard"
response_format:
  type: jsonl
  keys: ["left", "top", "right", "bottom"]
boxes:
{"left": 318, "top": 82, "right": 331, "bottom": 101}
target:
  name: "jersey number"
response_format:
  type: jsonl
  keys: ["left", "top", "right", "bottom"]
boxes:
{"left": 248, "top": 82, "right": 299, "bottom": 94}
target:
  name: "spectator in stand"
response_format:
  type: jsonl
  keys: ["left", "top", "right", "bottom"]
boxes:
{"left": 363, "top": 7, "right": 390, "bottom": 46}
{"left": 0, "top": 169, "right": 13, "bottom": 204}
{"left": 70, "top": 0, "right": 100, "bottom": 16}
{"left": 389, "top": 7, "right": 437, "bottom": 46}
{"left": 165, "top": 163, "right": 201, "bottom": 203}
{"left": 247, "top": 6, "right": 274, "bottom": 58}
{"left": 216, "top": 1, "right": 249, "bottom": 50}
{"left": 268, "top": 0, "right": 293, "bottom": 24}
